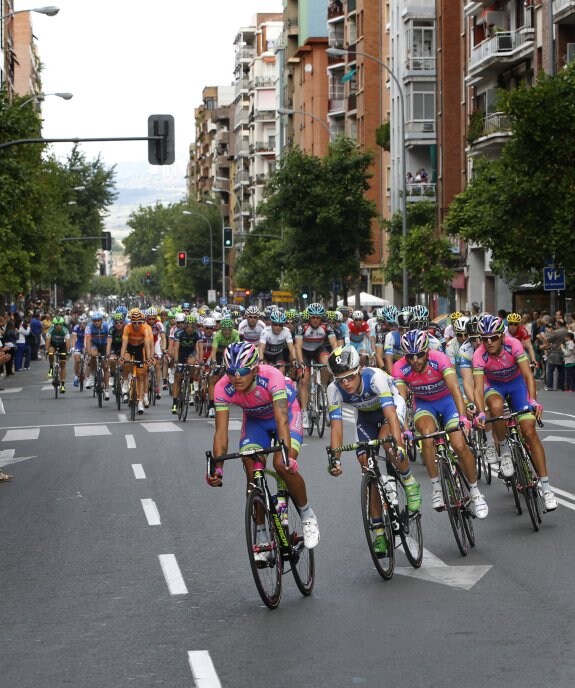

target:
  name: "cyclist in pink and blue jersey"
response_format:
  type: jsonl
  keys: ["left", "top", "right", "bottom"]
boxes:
{"left": 393, "top": 329, "right": 488, "bottom": 518}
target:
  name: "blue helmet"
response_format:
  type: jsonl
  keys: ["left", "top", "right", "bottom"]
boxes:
{"left": 382, "top": 305, "right": 399, "bottom": 324}
{"left": 270, "top": 310, "right": 286, "bottom": 324}
{"left": 400, "top": 329, "right": 429, "bottom": 355}
{"left": 307, "top": 303, "right": 325, "bottom": 316}
{"left": 223, "top": 342, "right": 259, "bottom": 372}
{"left": 115, "top": 305, "right": 128, "bottom": 316}
{"left": 91, "top": 311, "right": 103, "bottom": 320}
{"left": 478, "top": 314, "right": 505, "bottom": 336}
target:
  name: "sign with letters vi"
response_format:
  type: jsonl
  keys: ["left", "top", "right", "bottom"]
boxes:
{"left": 543, "top": 267, "right": 565, "bottom": 291}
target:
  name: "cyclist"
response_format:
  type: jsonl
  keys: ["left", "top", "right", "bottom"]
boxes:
{"left": 347, "top": 309, "right": 371, "bottom": 366}
{"left": 119, "top": 308, "right": 154, "bottom": 415}
{"left": 84, "top": 311, "right": 110, "bottom": 400}
{"left": 145, "top": 307, "right": 165, "bottom": 404}
{"left": 326, "top": 345, "right": 421, "bottom": 554}
{"left": 472, "top": 314, "right": 557, "bottom": 511}
{"left": 70, "top": 313, "right": 88, "bottom": 387}
{"left": 294, "top": 303, "right": 337, "bottom": 429}
{"left": 393, "top": 329, "right": 488, "bottom": 518}
{"left": 207, "top": 341, "right": 320, "bottom": 560}
{"left": 45, "top": 316, "right": 70, "bottom": 394}
{"left": 383, "top": 308, "right": 412, "bottom": 375}
{"left": 258, "top": 310, "right": 296, "bottom": 373}
{"left": 506, "top": 312, "right": 538, "bottom": 369}
{"left": 171, "top": 314, "right": 203, "bottom": 414}
{"left": 444, "top": 311, "right": 463, "bottom": 343}
{"left": 238, "top": 306, "right": 266, "bottom": 344}
{"left": 208, "top": 318, "right": 241, "bottom": 418}
{"left": 106, "top": 312, "right": 126, "bottom": 396}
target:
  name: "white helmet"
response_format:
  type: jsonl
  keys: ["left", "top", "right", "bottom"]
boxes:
{"left": 212, "top": 312, "right": 223, "bottom": 322}
{"left": 203, "top": 317, "right": 216, "bottom": 328}
{"left": 352, "top": 310, "right": 364, "bottom": 321}
{"left": 175, "top": 313, "right": 185, "bottom": 323}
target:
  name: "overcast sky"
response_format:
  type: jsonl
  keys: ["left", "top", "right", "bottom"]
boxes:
{"left": 22, "top": 0, "right": 282, "bottom": 232}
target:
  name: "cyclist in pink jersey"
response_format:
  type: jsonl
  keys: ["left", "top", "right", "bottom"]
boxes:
{"left": 393, "top": 330, "right": 488, "bottom": 517}
{"left": 472, "top": 315, "right": 557, "bottom": 510}
{"left": 208, "top": 342, "right": 320, "bottom": 554}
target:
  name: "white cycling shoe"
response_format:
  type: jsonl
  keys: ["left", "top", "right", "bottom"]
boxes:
{"left": 302, "top": 516, "right": 320, "bottom": 549}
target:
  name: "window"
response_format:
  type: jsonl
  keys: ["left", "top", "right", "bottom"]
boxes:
{"left": 409, "top": 82, "right": 435, "bottom": 122}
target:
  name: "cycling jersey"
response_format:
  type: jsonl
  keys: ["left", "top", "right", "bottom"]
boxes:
{"left": 238, "top": 318, "right": 266, "bottom": 344}
{"left": 108, "top": 324, "right": 125, "bottom": 354}
{"left": 212, "top": 329, "right": 240, "bottom": 358}
{"left": 123, "top": 323, "right": 153, "bottom": 348}
{"left": 174, "top": 327, "right": 202, "bottom": 361}
{"left": 47, "top": 325, "right": 70, "bottom": 347}
{"left": 199, "top": 331, "right": 214, "bottom": 362}
{"left": 392, "top": 350, "right": 455, "bottom": 401}
{"left": 86, "top": 322, "right": 110, "bottom": 347}
{"left": 259, "top": 325, "right": 293, "bottom": 357}
{"left": 295, "top": 322, "right": 335, "bottom": 352}
{"left": 373, "top": 323, "right": 388, "bottom": 348}
{"left": 72, "top": 324, "right": 86, "bottom": 352}
{"left": 327, "top": 367, "right": 401, "bottom": 419}
{"left": 506, "top": 324, "right": 530, "bottom": 342}
{"left": 148, "top": 320, "right": 164, "bottom": 344}
{"left": 384, "top": 330, "right": 402, "bottom": 359}
{"left": 472, "top": 335, "right": 527, "bottom": 384}
{"left": 347, "top": 319, "right": 370, "bottom": 343}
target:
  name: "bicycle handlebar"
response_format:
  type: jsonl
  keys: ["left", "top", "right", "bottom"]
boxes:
{"left": 326, "top": 436, "right": 396, "bottom": 464}
{"left": 206, "top": 439, "right": 289, "bottom": 478}
{"left": 483, "top": 411, "right": 543, "bottom": 428}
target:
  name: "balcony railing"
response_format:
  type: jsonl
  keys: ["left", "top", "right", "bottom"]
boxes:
{"left": 348, "top": 93, "right": 357, "bottom": 110}
{"left": 254, "top": 76, "right": 275, "bottom": 88}
{"left": 328, "top": 97, "right": 345, "bottom": 113}
{"left": 482, "top": 111, "right": 511, "bottom": 136}
{"left": 405, "top": 56, "right": 436, "bottom": 72}
{"left": 254, "top": 109, "right": 275, "bottom": 121}
{"left": 405, "top": 183, "right": 436, "bottom": 199}
{"left": 405, "top": 120, "right": 436, "bottom": 135}
{"left": 235, "top": 48, "right": 256, "bottom": 65}
{"left": 235, "top": 78, "right": 249, "bottom": 95}
{"left": 234, "top": 171, "right": 250, "bottom": 185}
{"left": 469, "top": 26, "right": 534, "bottom": 72}
{"left": 287, "top": 17, "right": 298, "bottom": 34}
{"left": 236, "top": 141, "right": 250, "bottom": 157}
{"left": 255, "top": 140, "right": 275, "bottom": 153}
{"left": 554, "top": 0, "right": 575, "bottom": 19}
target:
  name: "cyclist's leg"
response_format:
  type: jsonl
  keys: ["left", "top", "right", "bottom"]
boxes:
{"left": 58, "top": 347, "right": 67, "bottom": 382}
{"left": 298, "top": 351, "right": 312, "bottom": 410}
{"left": 413, "top": 402, "right": 441, "bottom": 479}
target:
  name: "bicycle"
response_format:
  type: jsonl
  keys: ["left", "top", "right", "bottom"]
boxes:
{"left": 148, "top": 362, "right": 157, "bottom": 407}
{"left": 78, "top": 352, "right": 86, "bottom": 392}
{"left": 125, "top": 360, "right": 144, "bottom": 421}
{"left": 469, "top": 424, "right": 491, "bottom": 485}
{"left": 92, "top": 354, "right": 105, "bottom": 408}
{"left": 195, "top": 364, "right": 210, "bottom": 417}
{"left": 485, "top": 411, "right": 545, "bottom": 531}
{"left": 112, "top": 360, "right": 123, "bottom": 411}
{"left": 413, "top": 425, "right": 475, "bottom": 556}
{"left": 51, "top": 352, "right": 64, "bottom": 399}
{"left": 306, "top": 362, "right": 328, "bottom": 438}
{"left": 327, "top": 437, "right": 423, "bottom": 579}
{"left": 206, "top": 440, "right": 314, "bottom": 609}
{"left": 175, "top": 363, "right": 192, "bottom": 422}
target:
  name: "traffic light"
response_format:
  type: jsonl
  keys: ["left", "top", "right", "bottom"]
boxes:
{"left": 101, "top": 231, "right": 112, "bottom": 251}
{"left": 148, "top": 114, "right": 175, "bottom": 165}
{"left": 177, "top": 251, "right": 187, "bottom": 267}
{"left": 223, "top": 226, "right": 233, "bottom": 248}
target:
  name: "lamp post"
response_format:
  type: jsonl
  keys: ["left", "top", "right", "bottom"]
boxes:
{"left": 183, "top": 210, "right": 214, "bottom": 291}
{"left": 18, "top": 91, "right": 73, "bottom": 109}
{"left": 326, "top": 46, "right": 409, "bottom": 304}
{"left": 0, "top": 6, "right": 60, "bottom": 20}
{"left": 205, "top": 200, "right": 226, "bottom": 303}
{"left": 277, "top": 106, "right": 332, "bottom": 139}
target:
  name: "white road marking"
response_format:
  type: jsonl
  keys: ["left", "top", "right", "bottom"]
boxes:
{"left": 542, "top": 419, "right": 575, "bottom": 429}
{"left": 395, "top": 547, "right": 492, "bottom": 590}
{"left": 546, "top": 411, "right": 575, "bottom": 419}
{"left": 132, "top": 464, "right": 146, "bottom": 479}
{"left": 556, "top": 497, "right": 575, "bottom": 511}
{"left": 543, "top": 435, "right": 575, "bottom": 445}
{"left": 117, "top": 413, "right": 128, "bottom": 422}
{"left": 550, "top": 485, "right": 575, "bottom": 501}
{"left": 188, "top": 651, "right": 222, "bottom": 688}
{"left": 41, "top": 385, "right": 54, "bottom": 391}
{"left": 125, "top": 434, "right": 136, "bottom": 448}
{"left": 73, "top": 425, "right": 111, "bottom": 437}
{"left": 0, "top": 397, "right": 4, "bottom": 415}
{"left": 141, "top": 498, "right": 161, "bottom": 525}
{"left": 0, "top": 387, "right": 22, "bottom": 394}
{"left": 159, "top": 554, "right": 188, "bottom": 595}
{"left": 2, "top": 428, "right": 40, "bottom": 442}
{"left": 0, "top": 416, "right": 219, "bottom": 431}
{"left": 140, "top": 422, "right": 182, "bottom": 433}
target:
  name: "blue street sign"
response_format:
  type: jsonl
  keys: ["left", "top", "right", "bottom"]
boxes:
{"left": 220, "top": 297, "right": 227, "bottom": 305}
{"left": 331, "top": 280, "right": 341, "bottom": 293}
{"left": 201, "top": 256, "right": 210, "bottom": 265}
{"left": 543, "top": 267, "right": 565, "bottom": 291}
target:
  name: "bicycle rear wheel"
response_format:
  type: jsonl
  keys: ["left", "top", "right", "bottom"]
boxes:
{"left": 148, "top": 368, "right": 156, "bottom": 406}
{"left": 315, "top": 386, "right": 327, "bottom": 439}
{"left": 395, "top": 479, "right": 423, "bottom": 568}
{"left": 245, "top": 489, "right": 282, "bottom": 609}
{"left": 53, "top": 363, "right": 60, "bottom": 399}
{"left": 286, "top": 496, "right": 314, "bottom": 596}
{"left": 129, "top": 378, "right": 137, "bottom": 421}
{"left": 306, "top": 398, "right": 314, "bottom": 436}
{"left": 513, "top": 444, "right": 539, "bottom": 531}
{"left": 79, "top": 361, "right": 84, "bottom": 392}
{"left": 181, "top": 381, "right": 190, "bottom": 422}
{"left": 360, "top": 471, "right": 394, "bottom": 580}
{"left": 195, "top": 384, "right": 204, "bottom": 416}
{"left": 455, "top": 468, "right": 475, "bottom": 547}
{"left": 440, "top": 456, "right": 468, "bottom": 556}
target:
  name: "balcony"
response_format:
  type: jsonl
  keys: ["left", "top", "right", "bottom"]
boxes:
{"left": 255, "top": 140, "right": 276, "bottom": 153}
{"left": 287, "top": 17, "right": 299, "bottom": 35}
{"left": 405, "top": 56, "right": 436, "bottom": 75}
{"left": 554, "top": 0, "right": 575, "bottom": 23}
{"left": 469, "top": 111, "right": 512, "bottom": 154}
{"left": 254, "top": 109, "right": 275, "bottom": 122}
{"left": 405, "top": 183, "right": 436, "bottom": 202}
{"left": 234, "top": 170, "right": 250, "bottom": 186}
{"left": 328, "top": 97, "right": 345, "bottom": 114}
{"left": 235, "top": 77, "right": 249, "bottom": 95}
{"left": 405, "top": 120, "right": 435, "bottom": 146}
{"left": 235, "top": 47, "right": 256, "bottom": 67}
{"left": 216, "top": 156, "right": 229, "bottom": 170}
{"left": 255, "top": 173, "right": 267, "bottom": 185}
{"left": 236, "top": 141, "right": 250, "bottom": 158}
{"left": 347, "top": 93, "right": 357, "bottom": 111}
{"left": 468, "top": 26, "right": 535, "bottom": 79}
{"left": 214, "top": 107, "right": 229, "bottom": 122}
{"left": 254, "top": 76, "right": 275, "bottom": 88}
{"left": 328, "top": 1, "right": 344, "bottom": 20}
{"left": 215, "top": 130, "right": 229, "bottom": 146}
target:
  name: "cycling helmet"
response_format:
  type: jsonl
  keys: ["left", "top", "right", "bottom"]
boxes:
{"left": 224, "top": 342, "right": 259, "bottom": 373}
{"left": 53, "top": 316, "right": 65, "bottom": 325}
{"left": 307, "top": 303, "right": 325, "bottom": 316}
{"left": 213, "top": 306, "right": 222, "bottom": 313}
{"left": 175, "top": 313, "right": 185, "bottom": 323}
{"left": 352, "top": 310, "right": 364, "bottom": 321}
{"left": 245, "top": 306, "right": 260, "bottom": 317}
{"left": 396, "top": 308, "right": 414, "bottom": 329}
{"left": 112, "top": 312, "right": 124, "bottom": 322}
{"left": 78, "top": 314, "right": 88, "bottom": 323}
{"left": 334, "top": 311, "right": 343, "bottom": 322}
{"left": 146, "top": 307, "right": 158, "bottom": 318}
{"left": 91, "top": 311, "right": 103, "bottom": 320}
{"left": 184, "top": 314, "right": 196, "bottom": 325}
{"left": 453, "top": 316, "right": 470, "bottom": 335}
{"left": 129, "top": 308, "right": 144, "bottom": 323}
{"left": 166, "top": 310, "right": 175, "bottom": 319}
{"left": 450, "top": 311, "right": 463, "bottom": 322}
{"left": 478, "top": 314, "right": 505, "bottom": 336}
{"left": 412, "top": 305, "right": 429, "bottom": 319}
{"left": 466, "top": 316, "right": 481, "bottom": 336}
{"left": 182, "top": 302, "right": 191, "bottom": 310}
{"left": 221, "top": 318, "right": 234, "bottom": 328}
{"left": 428, "top": 322, "right": 444, "bottom": 338}
{"left": 507, "top": 312, "right": 522, "bottom": 324}
{"left": 337, "top": 306, "right": 352, "bottom": 318}
{"left": 285, "top": 309, "right": 298, "bottom": 322}
{"left": 327, "top": 345, "right": 360, "bottom": 376}
{"left": 401, "top": 329, "right": 429, "bottom": 355}
{"left": 375, "top": 307, "right": 386, "bottom": 321}
{"left": 115, "top": 305, "right": 128, "bottom": 316}
{"left": 270, "top": 310, "right": 286, "bottom": 324}
{"left": 382, "top": 305, "right": 399, "bottom": 324}
{"left": 212, "top": 312, "right": 223, "bottom": 322}
{"left": 203, "top": 317, "right": 216, "bottom": 328}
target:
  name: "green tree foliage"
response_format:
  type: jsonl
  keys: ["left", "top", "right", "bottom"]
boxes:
{"left": 382, "top": 201, "right": 455, "bottom": 299}
{"left": 444, "top": 63, "right": 575, "bottom": 284}
{"left": 252, "top": 138, "right": 376, "bottom": 298}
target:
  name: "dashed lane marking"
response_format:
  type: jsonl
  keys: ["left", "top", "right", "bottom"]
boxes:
{"left": 132, "top": 464, "right": 146, "bottom": 479}
{"left": 188, "top": 651, "right": 222, "bottom": 688}
{"left": 141, "top": 498, "right": 161, "bottom": 525}
{"left": 159, "top": 554, "right": 188, "bottom": 595}
{"left": 0, "top": 387, "right": 23, "bottom": 394}
{"left": 140, "top": 422, "right": 182, "bottom": 433}
{"left": 126, "top": 434, "right": 136, "bottom": 448}
{"left": 74, "top": 425, "right": 111, "bottom": 437}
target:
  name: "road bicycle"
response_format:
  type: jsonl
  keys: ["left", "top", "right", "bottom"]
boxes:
{"left": 92, "top": 354, "right": 105, "bottom": 408}
{"left": 206, "top": 440, "right": 314, "bottom": 609}
{"left": 306, "top": 362, "right": 328, "bottom": 438}
{"left": 147, "top": 361, "right": 157, "bottom": 407}
{"left": 327, "top": 437, "right": 423, "bottom": 579}
{"left": 112, "top": 360, "right": 123, "bottom": 411}
{"left": 125, "top": 360, "right": 144, "bottom": 421}
{"left": 74, "top": 350, "right": 86, "bottom": 392}
{"left": 404, "top": 391, "right": 420, "bottom": 463}
{"left": 485, "top": 411, "right": 545, "bottom": 531}
{"left": 413, "top": 426, "right": 475, "bottom": 556}
{"left": 175, "top": 363, "right": 193, "bottom": 422}
{"left": 50, "top": 351, "right": 66, "bottom": 399}
{"left": 195, "top": 364, "right": 210, "bottom": 417}
{"left": 468, "top": 424, "right": 492, "bottom": 485}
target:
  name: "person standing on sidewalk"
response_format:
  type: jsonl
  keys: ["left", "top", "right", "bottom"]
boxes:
{"left": 562, "top": 332, "right": 575, "bottom": 392}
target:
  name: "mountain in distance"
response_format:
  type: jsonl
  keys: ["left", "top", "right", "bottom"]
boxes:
{"left": 106, "top": 159, "right": 187, "bottom": 241}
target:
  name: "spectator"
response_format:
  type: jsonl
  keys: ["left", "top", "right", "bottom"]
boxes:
{"left": 562, "top": 332, "right": 575, "bottom": 392}
{"left": 29, "top": 311, "right": 43, "bottom": 361}
{"left": 406, "top": 171, "right": 414, "bottom": 185}
{"left": 544, "top": 320, "right": 567, "bottom": 391}
{"left": 15, "top": 319, "right": 31, "bottom": 371}
{"left": 2, "top": 320, "right": 17, "bottom": 376}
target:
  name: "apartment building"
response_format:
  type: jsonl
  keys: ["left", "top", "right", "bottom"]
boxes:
{"left": 1, "top": 2, "right": 41, "bottom": 98}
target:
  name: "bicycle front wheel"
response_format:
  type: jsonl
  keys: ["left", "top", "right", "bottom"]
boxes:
{"left": 96, "top": 369, "right": 103, "bottom": 408}
{"left": 129, "top": 378, "right": 137, "bottom": 421}
{"left": 360, "top": 471, "right": 394, "bottom": 580}
{"left": 440, "top": 456, "right": 468, "bottom": 556}
{"left": 286, "top": 496, "right": 314, "bottom": 596}
{"left": 455, "top": 468, "right": 475, "bottom": 548}
{"left": 245, "top": 489, "right": 282, "bottom": 609}
{"left": 181, "top": 381, "right": 190, "bottom": 422}
{"left": 513, "top": 443, "right": 539, "bottom": 531}
{"left": 315, "top": 386, "right": 327, "bottom": 439}
{"left": 395, "top": 479, "right": 423, "bottom": 568}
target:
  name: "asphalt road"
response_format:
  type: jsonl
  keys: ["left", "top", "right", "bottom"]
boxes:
{"left": 1, "top": 363, "right": 575, "bottom": 688}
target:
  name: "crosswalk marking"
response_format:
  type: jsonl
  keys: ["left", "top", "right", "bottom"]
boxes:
{"left": 140, "top": 422, "right": 182, "bottom": 433}
{"left": 0, "top": 387, "right": 22, "bottom": 394}
{"left": 2, "top": 428, "right": 40, "bottom": 442}
{"left": 74, "top": 425, "right": 111, "bottom": 437}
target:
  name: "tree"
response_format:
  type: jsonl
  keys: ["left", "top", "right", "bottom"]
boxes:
{"left": 382, "top": 201, "right": 455, "bottom": 301}
{"left": 444, "top": 63, "right": 575, "bottom": 285}
{"left": 256, "top": 138, "right": 376, "bottom": 299}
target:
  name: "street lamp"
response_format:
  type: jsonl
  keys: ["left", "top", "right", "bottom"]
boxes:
{"left": 277, "top": 107, "right": 332, "bottom": 138}
{"left": 326, "top": 46, "right": 409, "bottom": 304}
{"left": 205, "top": 200, "right": 226, "bottom": 303}
{"left": 183, "top": 210, "right": 214, "bottom": 291}
{"left": 1, "top": 6, "right": 60, "bottom": 19}
{"left": 18, "top": 92, "right": 73, "bottom": 109}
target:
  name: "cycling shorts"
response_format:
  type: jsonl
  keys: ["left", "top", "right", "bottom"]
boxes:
{"left": 485, "top": 376, "right": 533, "bottom": 419}
{"left": 302, "top": 347, "right": 330, "bottom": 366}
{"left": 263, "top": 350, "right": 289, "bottom": 365}
{"left": 355, "top": 404, "right": 406, "bottom": 456}
{"left": 90, "top": 342, "right": 107, "bottom": 357}
{"left": 50, "top": 343, "right": 68, "bottom": 356}
{"left": 126, "top": 344, "right": 145, "bottom": 362}
{"left": 239, "top": 405, "right": 303, "bottom": 456}
{"left": 349, "top": 338, "right": 370, "bottom": 355}
{"left": 413, "top": 394, "right": 459, "bottom": 431}
{"left": 178, "top": 349, "right": 197, "bottom": 365}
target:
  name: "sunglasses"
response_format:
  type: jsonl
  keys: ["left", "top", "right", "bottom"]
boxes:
{"left": 226, "top": 366, "right": 252, "bottom": 377}
{"left": 406, "top": 352, "right": 426, "bottom": 360}
{"left": 481, "top": 335, "right": 500, "bottom": 343}
{"left": 469, "top": 336, "right": 481, "bottom": 342}
{"left": 456, "top": 333, "right": 465, "bottom": 338}
{"left": 335, "top": 370, "right": 359, "bottom": 383}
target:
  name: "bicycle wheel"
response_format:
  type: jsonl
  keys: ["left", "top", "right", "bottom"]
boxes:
{"left": 395, "top": 479, "right": 423, "bottom": 568}
{"left": 455, "top": 468, "right": 475, "bottom": 548}
{"left": 115, "top": 372, "right": 122, "bottom": 411}
{"left": 360, "top": 471, "right": 394, "bottom": 580}
{"left": 181, "top": 380, "right": 190, "bottom": 422}
{"left": 195, "top": 383, "right": 204, "bottom": 416}
{"left": 315, "top": 386, "right": 327, "bottom": 439}
{"left": 96, "top": 368, "right": 103, "bottom": 408}
{"left": 474, "top": 430, "right": 491, "bottom": 485}
{"left": 79, "top": 361, "right": 84, "bottom": 392}
{"left": 286, "top": 495, "right": 315, "bottom": 596}
{"left": 129, "top": 378, "right": 137, "bottom": 421}
{"left": 245, "top": 489, "right": 282, "bottom": 609}
{"left": 53, "top": 362, "right": 60, "bottom": 399}
{"left": 148, "top": 368, "right": 156, "bottom": 406}
{"left": 440, "top": 456, "right": 468, "bottom": 556}
{"left": 513, "top": 444, "right": 539, "bottom": 532}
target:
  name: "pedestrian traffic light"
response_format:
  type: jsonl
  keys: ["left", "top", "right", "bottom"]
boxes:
{"left": 223, "top": 227, "right": 233, "bottom": 248}
{"left": 177, "top": 251, "right": 187, "bottom": 267}
{"left": 101, "top": 231, "right": 112, "bottom": 251}
{"left": 148, "top": 114, "right": 175, "bottom": 165}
